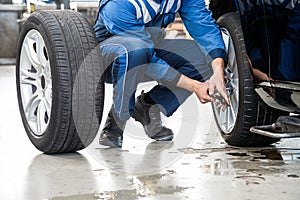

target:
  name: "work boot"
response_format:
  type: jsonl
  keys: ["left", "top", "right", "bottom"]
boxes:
{"left": 99, "top": 106, "right": 126, "bottom": 148}
{"left": 133, "top": 92, "right": 174, "bottom": 141}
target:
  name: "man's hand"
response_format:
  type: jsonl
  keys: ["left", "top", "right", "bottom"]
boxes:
{"left": 193, "top": 81, "right": 213, "bottom": 103}
{"left": 208, "top": 58, "right": 230, "bottom": 106}
{"left": 176, "top": 75, "right": 214, "bottom": 104}
{"left": 176, "top": 57, "right": 230, "bottom": 107}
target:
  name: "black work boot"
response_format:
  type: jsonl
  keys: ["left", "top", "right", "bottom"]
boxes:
{"left": 99, "top": 106, "right": 126, "bottom": 148}
{"left": 133, "top": 92, "right": 174, "bottom": 141}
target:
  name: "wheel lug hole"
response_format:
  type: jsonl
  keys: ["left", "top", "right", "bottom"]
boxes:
{"left": 41, "top": 75, "right": 46, "bottom": 89}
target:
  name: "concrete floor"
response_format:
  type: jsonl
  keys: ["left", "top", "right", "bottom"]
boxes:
{"left": 1, "top": 65, "right": 300, "bottom": 200}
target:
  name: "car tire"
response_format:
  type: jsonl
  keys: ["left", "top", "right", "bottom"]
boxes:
{"left": 212, "top": 12, "right": 285, "bottom": 147}
{"left": 16, "top": 10, "right": 104, "bottom": 153}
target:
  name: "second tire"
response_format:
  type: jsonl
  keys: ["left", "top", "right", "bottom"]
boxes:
{"left": 16, "top": 10, "right": 104, "bottom": 153}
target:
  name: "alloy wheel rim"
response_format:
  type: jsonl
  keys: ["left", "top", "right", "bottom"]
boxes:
{"left": 212, "top": 28, "right": 239, "bottom": 134}
{"left": 19, "top": 29, "right": 52, "bottom": 136}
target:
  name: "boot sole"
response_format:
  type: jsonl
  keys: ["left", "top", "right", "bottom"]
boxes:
{"left": 152, "top": 134, "right": 174, "bottom": 141}
{"left": 99, "top": 138, "right": 122, "bottom": 148}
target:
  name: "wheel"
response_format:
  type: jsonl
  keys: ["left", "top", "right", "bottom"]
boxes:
{"left": 212, "top": 12, "right": 284, "bottom": 147}
{"left": 16, "top": 10, "right": 104, "bottom": 153}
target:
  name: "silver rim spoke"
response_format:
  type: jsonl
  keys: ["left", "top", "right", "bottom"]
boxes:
{"left": 19, "top": 30, "right": 52, "bottom": 136}
{"left": 229, "top": 104, "right": 237, "bottom": 125}
{"left": 230, "top": 92, "right": 239, "bottom": 113}
{"left": 36, "top": 99, "right": 48, "bottom": 133}
{"left": 20, "top": 68, "right": 38, "bottom": 86}
{"left": 36, "top": 34, "right": 48, "bottom": 67}
{"left": 226, "top": 108, "right": 230, "bottom": 131}
{"left": 24, "top": 91, "right": 39, "bottom": 115}
{"left": 44, "top": 87, "right": 52, "bottom": 114}
{"left": 231, "top": 59, "right": 238, "bottom": 79}
{"left": 23, "top": 37, "right": 41, "bottom": 70}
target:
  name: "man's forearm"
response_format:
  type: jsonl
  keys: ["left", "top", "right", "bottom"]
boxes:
{"left": 176, "top": 74, "right": 199, "bottom": 92}
{"left": 211, "top": 57, "right": 225, "bottom": 73}
{"left": 176, "top": 74, "right": 214, "bottom": 103}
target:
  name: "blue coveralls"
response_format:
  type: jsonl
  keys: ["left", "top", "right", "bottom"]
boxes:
{"left": 93, "top": 0, "right": 226, "bottom": 121}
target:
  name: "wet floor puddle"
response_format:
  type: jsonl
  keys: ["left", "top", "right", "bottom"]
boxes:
{"left": 178, "top": 147, "right": 300, "bottom": 162}
{"left": 50, "top": 172, "right": 191, "bottom": 200}
{"left": 177, "top": 147, "right": 300, "bottom": 179}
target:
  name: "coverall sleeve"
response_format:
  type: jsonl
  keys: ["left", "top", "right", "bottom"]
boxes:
{"left": 179, "top": 0, "right": 227, "bottom": 62}
{"left": 99, "top": 0, "right": 181, "bottom": 85}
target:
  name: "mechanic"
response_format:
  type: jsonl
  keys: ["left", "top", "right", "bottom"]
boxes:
{"left": 93, "top": 0, "right": 230, "bottom": 148}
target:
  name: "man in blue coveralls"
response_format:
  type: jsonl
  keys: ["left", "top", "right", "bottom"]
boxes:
{"left": 93, "top": 0, "right": 230, "bottom": 148}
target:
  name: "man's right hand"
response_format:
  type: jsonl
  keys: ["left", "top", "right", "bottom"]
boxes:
{"left": 176, "top": 71, "right": 230, "bottom": 110}
{"left": 176, "top": 74, "right": 214, "bottom": 104}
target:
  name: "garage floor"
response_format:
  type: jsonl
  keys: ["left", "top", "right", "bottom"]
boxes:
{"left": 1, "top": 65, "right": 300, "bottom": 200}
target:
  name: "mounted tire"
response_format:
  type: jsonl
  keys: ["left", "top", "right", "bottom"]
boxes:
{"left": 212, "top": 12, "right": 285, "bottom": 147}
{"left": 16, "top": 10, "right": 104, "bottom": 153}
